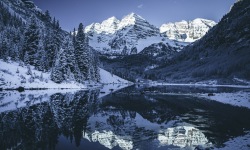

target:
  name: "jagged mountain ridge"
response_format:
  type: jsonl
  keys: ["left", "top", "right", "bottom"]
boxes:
{"left": 85, "top": 13, "right": 216, "bottom": 55}
{"left": 160, "top": 18, "right": 217, "bottom": 42}
{"left": 85, "top": 13, "right": 196, "bottom": 55}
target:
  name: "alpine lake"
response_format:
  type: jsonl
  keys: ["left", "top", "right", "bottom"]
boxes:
{"left": 1, "top": 84, "right": 250, "bottom": 150}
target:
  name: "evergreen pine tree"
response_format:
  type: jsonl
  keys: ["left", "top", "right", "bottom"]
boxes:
{"left": 52, "top": 17, "right": 56, "bottom": 28}
{"left": 22, "top": 15, "right": 39, "bottom": 66}
{"left": 36, "top": 47, "right": 48, "bottom": 71}
{"left": 122, "top": 46, "right": 129, "bottom": 55}
{"left": 26, "top": 65, "right": 32, "bottom": 75}
{"left": 73, "top": 28, "right": 76, "bottom": 49}
{"left": 56, "top": 20, "right": 60, "bottom": 30}
{"left": 0, "top": 38, "right": 8, "bottom": 61}
{"left": 44, "top": 10, "right": 51, "bottom": 22}
{"left": 24, "top": 51, "right": 29, "bottom": 64}
{"left": 64, "top": 36, "right": 76, "bottom": 72}
{"left": 51, "top": 36, "right": 72, "bottom": 83}
{"left": 75, "top": 23, "right": 89, "bottom": 81}
{"left": 39, "top": 73, "right": 44, "bottom": 82}
{"left": 54, "top": 24, "right": 63, "bottom": 64}
{"left": 50, "top": 54, "right": 64, "bottom": 83}
{"left": 45, "top": 30, "right": 56, "bottom": 68}
{"left": 130, "top": 47, "right": 137, "bottom": 55}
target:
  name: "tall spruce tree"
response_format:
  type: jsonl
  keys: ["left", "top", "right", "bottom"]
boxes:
{"left": 64, "top": 36, "right": 76, "bottom": 72}
{"left": 75, "top": 23, "right": 90, "bottom": 81}
{"left": 45, "top": 30, "right": 56, "bottom": 68}
{"left": 73, "top": 28, "right": 76, "bottom": 49}
{"left": 51, "top": 36, "right": 77, "bottom": 83}
{"left": 51, "top": 47, "right": 66, "bottom": 83}
{"left": 0, "top": 38, "right": 8, "bottom": 60}
{"left": 22, "top": 15, "right": 39, "bottom": 66}
{"left": 44, "top": 10, "right": 51, "bottom": 22}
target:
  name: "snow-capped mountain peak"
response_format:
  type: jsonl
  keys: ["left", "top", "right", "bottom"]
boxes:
{"left": 118, "top": 12, "right": 147, "bottom": 29}
{"left": 85, "top": 16, "right": 120, "bottom": 34}
{"left": 86, "top": 12, "right": 164, "bottom": 55}
{"left": 160, "top": 18, "right": 216, "bottom": 42}
{"left": 103, "top": 16, "right": 119, "bottom": 23}
{"left": 101, "top": 16, "right": 120, "bottom": 34}
{"left": 85, "top": 12, "right": 149, "bottom": 34}
{"left": 124, "top": 12, "right": 145, "bottom": 21}
{"left": 85, "top": 14, "right": 215, "bottom": 55}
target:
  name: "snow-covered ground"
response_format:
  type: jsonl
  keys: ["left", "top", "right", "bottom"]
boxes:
{"left": 198, "top": 91, "right": 250, "bottom": 109}
{"left": 0, "top": 60, "right": 86, "bottom": 89}
{"left": 0, "top": 59, "right": 131, "bottom": 89}
{"left": 215, "top": 131, "right": 250, "bottom": 150}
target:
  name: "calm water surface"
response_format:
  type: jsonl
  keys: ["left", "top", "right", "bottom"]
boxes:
{"left": 1, "top": 85, "right": 250, "bottom": 150}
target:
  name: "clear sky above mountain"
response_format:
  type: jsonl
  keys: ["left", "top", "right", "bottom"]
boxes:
{"left": 32, "top": 0, "right": 236, "bottom": 32}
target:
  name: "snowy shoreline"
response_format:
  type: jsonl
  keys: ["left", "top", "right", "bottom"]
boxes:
{"left": 0, "top": 60, "right": 132, "bottom": 90}
{"left": 142, "top": 82, "right": 250, "bottom": 89}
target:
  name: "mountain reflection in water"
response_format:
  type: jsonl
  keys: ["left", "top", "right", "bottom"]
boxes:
{"left": 0, "top": 86, "right": 250, "bottom": 150}
{"left": 84, "top": 126, "right": 209, "bottom": 150}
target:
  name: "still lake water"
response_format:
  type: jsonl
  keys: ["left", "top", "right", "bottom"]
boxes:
{"left": 1, "top": 85, "right": 250, "bottom": 150}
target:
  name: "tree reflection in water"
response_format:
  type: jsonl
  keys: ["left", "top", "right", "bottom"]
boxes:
{"left": 0, "top": 90, "right": 98, "bottom": 150}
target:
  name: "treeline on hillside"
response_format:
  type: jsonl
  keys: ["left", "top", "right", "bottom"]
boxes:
{"left": 0, "top": 2, "right": 100, "bottom": 84}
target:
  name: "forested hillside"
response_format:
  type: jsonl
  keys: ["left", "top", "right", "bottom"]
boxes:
{"left": 0, "top": 0, "right": 100, "bottom": 85}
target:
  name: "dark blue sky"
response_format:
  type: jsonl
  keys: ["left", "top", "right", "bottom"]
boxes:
{"left": 33, "top": 0, "right": 236, "bottom": 32}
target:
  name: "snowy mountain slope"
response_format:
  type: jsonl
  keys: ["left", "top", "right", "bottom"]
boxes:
{"left": 160, "top": 18, "right": 217, "bottom": 42}
{"left": 85, "top": 13, "right": 185, "bottom": 55}
{"left": 0, "top": 60, "right": 130, "bottom": 89}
